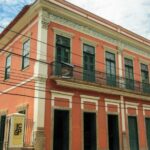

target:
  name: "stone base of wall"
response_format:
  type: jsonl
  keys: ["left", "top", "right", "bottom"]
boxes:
{"left": 122, "top": 132, "right": 129, "bottom": 150}
{"left": 33, "top": 127, "right": 45, "bottom": 150}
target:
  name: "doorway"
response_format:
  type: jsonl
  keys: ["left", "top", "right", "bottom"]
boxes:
{"left": 108, "top": 114, "right": 120, "bottom": 150}
{"left": 53, "top": 110, "right": 69, "bottom": 150}
{"left": 128, "top": 116, "right": 139, "bottom": 150}
{"left": 84, "top": 112, "right": 97, "bottom": 150}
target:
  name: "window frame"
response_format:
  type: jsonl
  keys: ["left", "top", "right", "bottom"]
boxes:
{"left": 55, "top": 34, "right": 71, "bottom": 63}
{"left": 4, "top": 54, "right": 11, "bottom": 80}
{"left": 22, "top": 39, "right": 30, "bottom": 70}
{"left": 106, "top": 51, "right": 116, "bottom": 75}
{"left": 105, "top": 51, "right": 116, "bottom": 86}
{"left": 141, "top": 63, "right": 149, "bottom": 83}
{"left": 124, "top": 58, "right": 134, "bottom": 90}
{"left": 83, "top": 43, "right": 95, "bottom": 82}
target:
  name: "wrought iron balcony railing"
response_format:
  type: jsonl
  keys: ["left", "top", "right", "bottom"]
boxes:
{"left": 50, "top": 61, "right": 150, "bottom": 95}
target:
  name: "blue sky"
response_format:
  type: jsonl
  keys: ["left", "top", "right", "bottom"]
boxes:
{"left": 0, "top": 0, "right": 34, "bottom": 32}
{"left": 0, "top": 0, "right": 150, "bottom": 39}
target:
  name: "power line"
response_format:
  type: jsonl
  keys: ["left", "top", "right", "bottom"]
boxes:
{"left": 0, "top": 85, "right": 147, "bottom": 112}
{"left": 0, "top": 24, "right": 147, "bottom": 78}
{"left": 0, "top": 41, "right": 145, "bottom": 80}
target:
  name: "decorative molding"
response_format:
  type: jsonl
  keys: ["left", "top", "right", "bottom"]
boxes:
{"left": 117, "top": 41, "right": 125, "bottom": 52}
{"left": 139, "top": 58, "right": 150, "bottom": 65}
{"left": 55, "top": 79, "right": 150, "bottom": 101}
{"left": 80, "top": 37, "right": 98, "bottom": 47}
{"left": 49, "top": 14, "right": 150, "bottom": 58}
{"left": 123, "top": 53, "right": 135, "bottom": 60}
{"left": 80, "top": 95, "right": 99, "bottom": 111}
{"left": 51, "top": 90, "right": 74, "bottom": 108}
{"left": 41, "top": 10, "right": 50, "bottom": 30}
{"left": 105, "top": 98, "right": 120, "bottom": 113}
{"left": 120, "top": 96, "right": 126, "bottom": 132}
{"left": 143, "top": 104, "right": 150, "bottom": 116}
{"left": 104, "top": 46, "right": 118, "bottom": 54}
{"left": 125, "top": 102, "right": 139, "bottom": 115}
{"left": 52, "top": 27, "right": 74, "bottom": 38}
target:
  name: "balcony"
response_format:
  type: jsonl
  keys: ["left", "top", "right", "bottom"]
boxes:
{"left": 50, "top": 61, "right": 150, "bottom": 97}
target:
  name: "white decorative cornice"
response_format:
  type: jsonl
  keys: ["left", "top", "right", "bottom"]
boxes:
{"left": 41, "top": 10, "right": 50, "bottom": 30}
{"left": 49, "top": 13, "right": 150, "bottom": 58}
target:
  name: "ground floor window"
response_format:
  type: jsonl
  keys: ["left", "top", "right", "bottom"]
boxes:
{"left": 145, "top": 118, "right": 150, "bottom": 150}
{"left": 128, "top": 116, "right": 139, "bottom": 150}
{"left": 0, "top": 115, "right": 6, "bottom": 150}
{"left": 53, "top": 110, "right": 69, "bottom": 150}
{"left": 83, "top": 112, "right": 97, "bottom": 150}
{"left": 108, "top": 114, "right": 120, "bottom": 150}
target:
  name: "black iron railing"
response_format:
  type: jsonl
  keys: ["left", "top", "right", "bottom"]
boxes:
{"left": 50, "top": 61, "right": 150, "bottom": 95}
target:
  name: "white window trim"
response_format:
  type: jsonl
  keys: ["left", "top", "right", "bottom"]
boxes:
{"left": 53, "top": 28, "right": 73, "bottom": 64}
{"left": 51, "top": 90, "right": 74, "bottom": 108}
{"left": 105, "top": 98, "right": 121, "bottom": 113}
{"left": 80, "top": 95, "right": 99, "bottom": 111}
{"left": 125, "top": 102, "right": 139, "bottom": 115}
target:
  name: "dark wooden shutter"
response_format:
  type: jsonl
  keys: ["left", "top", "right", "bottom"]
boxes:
{"left": 108, "top": 115, "right": 120, "bottom": 150}
{"left": 83, "top": 44, "right": 95, "bottom": 82}
{"left": 128, "top": 116, "right": 139, "bottom": 150}
{"left": 145, "top": 118, "right": 150, "bottom": 150}
{"left": 0, "top": 115, "right": 6, "bottom": 150}
{"left": 84, "top": 112, "right": 97, "bottom": 150}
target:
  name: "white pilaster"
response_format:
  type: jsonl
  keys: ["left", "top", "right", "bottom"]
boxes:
{"left": 33, "top": 9, "right": 49, "bottom": 130}
{"left": 117, "top": 42, "right": 124, "bottom": 88}
{"left": 121, "top": 96, "right": 125, "bottom": 132}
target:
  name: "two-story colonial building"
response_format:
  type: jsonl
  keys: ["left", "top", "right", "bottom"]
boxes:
{"left": 0, "top": 0, "right": 150, "bottom": 150}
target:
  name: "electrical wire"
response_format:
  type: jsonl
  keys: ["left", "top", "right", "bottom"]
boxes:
{"left": 0, "top": 24, "right": 148, "bottom": 78}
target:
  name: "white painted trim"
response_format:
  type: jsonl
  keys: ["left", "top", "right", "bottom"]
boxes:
{"left": 33, "top": 9, "right": 48, "bottom": 130}
{"left": 143, "top": 104, "right": 150, "bottom": 116}
{"left": 51, "top": 90, "right": 74, "bottom": 108}
{"left": 0, "top": 76, "right": 34, "bottom": 95}
{"left": 123, "top": 54, "right": 135, "bottom": 60}
{"left": 80, "top": 95, "right": 99, "bottom": 100}
{"left": 105, "top": 98, "right": 121, "bottom": 104}
{"left": 55, "top": 79, "right": 150, "bottom": 100}
{"left": 104, "top": 46, "right": 118, "bottom": 54}
{"left": 125, "top": 102, "right": 139, "bottom": 115}
{"left": 80, "top": 37, "right": 98, "bottom": 47}
{"left": 105, "top": 98, "right": 120, "bottom": 113}
{"left": 139, "top": 58, "right": 150, "bottom": 65}
{"left": 52, "top": 27, "right": 74, "bottom": 38}
{"left": 49, "top": 13, "right": 150, "bottom": 59}
{"left": 120, "top": 96, "right": 126, "bottom": 132}
{"left": 53, "top": 28, "right": 73, "bottom": 64}
{"left": 80, "top": 95, "right": 100, "bottom": 111}
{"left": 118, "top": 52, "right": 123, "bottom": 76}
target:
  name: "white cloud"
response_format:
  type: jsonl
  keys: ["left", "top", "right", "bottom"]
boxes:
{"left": 0, "top": 0, "right": 150, "bottom": 39}
{"left": 0, "top": 0, "right": 34, "bottom": 32}
{"left": 66, "top": 0, "right": 150, "bottom": 39}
